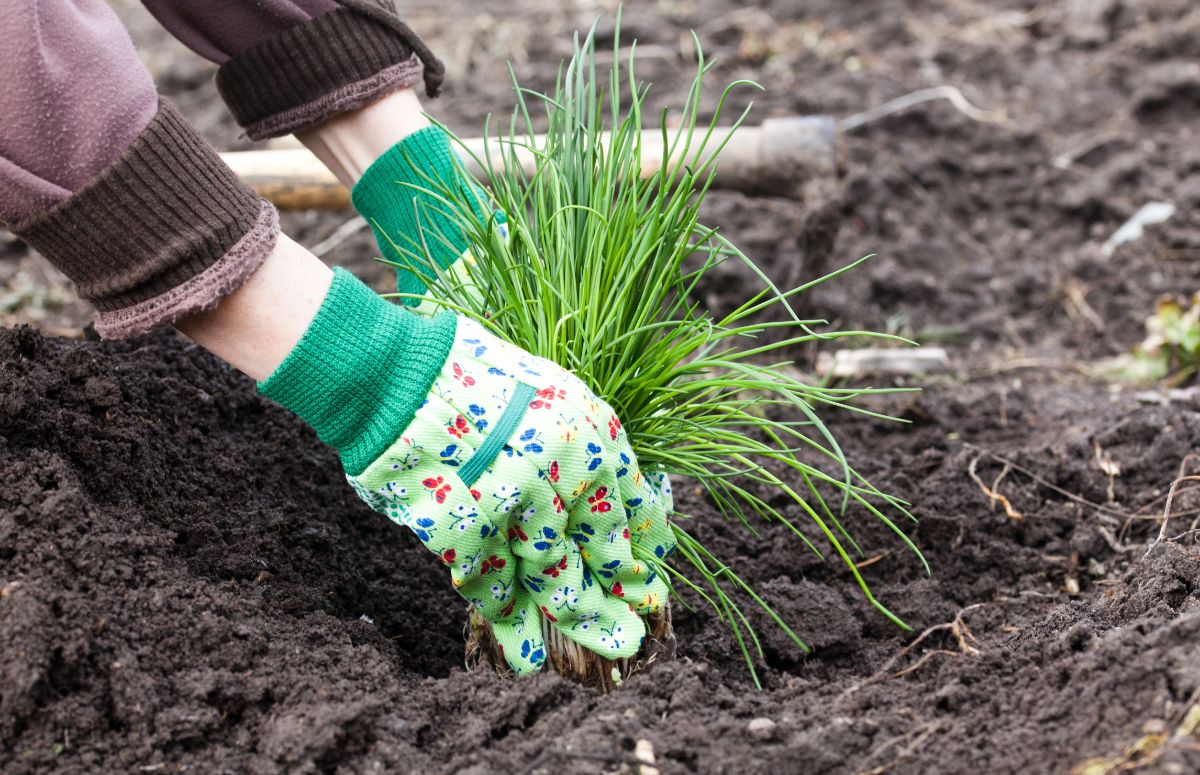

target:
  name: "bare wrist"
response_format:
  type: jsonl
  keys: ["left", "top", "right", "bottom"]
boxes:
{"left": 295, "top": 88, "right": 431, "bottom": 188}
{"left": 175, "top": 234, "right": 333, "bottom": 382}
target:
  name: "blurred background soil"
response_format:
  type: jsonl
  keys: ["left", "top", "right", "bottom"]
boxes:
{"left": 3, "top": 1, "right": 1200, "bottom": 773}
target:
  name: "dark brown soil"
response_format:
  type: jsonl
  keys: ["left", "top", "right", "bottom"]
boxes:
{"left": 5, "top": 1, "right": 1200, "bottom": 773}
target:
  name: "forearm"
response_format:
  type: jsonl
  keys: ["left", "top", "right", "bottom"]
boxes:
{"left": 301, "top": 89, "right": 496, "bottom": 307}
{"left": 173, "top": 90, "right": 449, "bottom": 379}
{"left": 172, "top": 82, "right": 452, "bottom": 381}
{"left": 174, "top": 234, "right": 332, "bottom": 382}
{"left": 147, "top": 0, "right": 465, "bottom": 307}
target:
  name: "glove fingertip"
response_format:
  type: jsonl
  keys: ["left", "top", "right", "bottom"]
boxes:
{"left": 490, "top": 604, "right": 548, "bottom": 675}
{"left": 502, "top": 638, "right": 546, "bottom": 675}
{"left": 599, "top": 603, "right": 646, "bottom": 661}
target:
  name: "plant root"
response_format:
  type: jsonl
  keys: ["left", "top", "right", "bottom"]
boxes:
{"left": 1144, "top": 452, "right": 1200, "bottom": 559}
{"left": 963, "top": 444, "right": 1131, "bottom": 521}
{"left": 464, "top": 604, "right": 676, "bottom": 694}
{"left": 855, "top": 720, "right": 942, "bottom": 775}
{"left": 837, "top": 604, "right": 985, "bottom": 706}
{"left": 839, "top": 85, "right": 1008, "bottom": 132}
{"left": 1063, "top": 279, "right": 1108, "bottom": 334}
{"left": 968, "top": 455, "right": 1023, "bottom": 521}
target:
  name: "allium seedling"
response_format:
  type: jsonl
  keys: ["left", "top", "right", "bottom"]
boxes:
{"left": 380, "top": 19, "right": 927, "bottom": 688}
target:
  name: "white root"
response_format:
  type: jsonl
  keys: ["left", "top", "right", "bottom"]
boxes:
{"left": 840, "top": 85, "right": 1008, "bottom": 132}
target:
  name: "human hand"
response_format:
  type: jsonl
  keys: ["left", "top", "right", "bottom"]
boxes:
{"left": 260, "top": 269, "right": 675, "bottom": 674}
{"left": 349, "top": 314, "right": 675, "bottom": 672}
{"left": 350, "top": 124, "right": 497, "bottom": 311}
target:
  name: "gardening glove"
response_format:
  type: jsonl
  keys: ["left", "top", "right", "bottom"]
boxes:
{"left": 351, "top": 125, "right": 503, "bottom": 314}
{"left": 259, "top": 268, "right": 675, "bottom": 674}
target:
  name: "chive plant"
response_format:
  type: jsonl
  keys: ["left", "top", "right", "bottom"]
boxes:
{"left": 382, "top": 21, "right": 926, "bottom": 685}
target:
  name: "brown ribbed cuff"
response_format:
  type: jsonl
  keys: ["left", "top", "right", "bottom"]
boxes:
{"left": 216, "top": 2, "right": 445, "bottom": 141}
{"left": 11, "top": 98, "right": 279, "bottom": 339}
{"left": 93, "top": 202, "right": 277, "bottom": 339}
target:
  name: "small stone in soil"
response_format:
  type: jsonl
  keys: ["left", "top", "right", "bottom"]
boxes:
{"left": 747, "top": 718, "right": 777, "bottom": 741}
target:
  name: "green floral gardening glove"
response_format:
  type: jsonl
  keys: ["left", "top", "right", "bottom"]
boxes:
{"left": 259, "top": 269, "right": 676, "bottom": 674}
{"left": 351, "top": 125, "right": 501, "bottom": 314}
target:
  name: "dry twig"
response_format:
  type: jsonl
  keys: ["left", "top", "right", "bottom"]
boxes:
{"left": 1071, "top": 687, "right": 1200, "bottom": 774}
{"left": 1064, "top": 279, "right": 1107, "bottom": 333}
{"left": 310, "top": 217, "right": 369, "bottom": 258}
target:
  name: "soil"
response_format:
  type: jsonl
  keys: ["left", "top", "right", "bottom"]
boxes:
{"left": 4, "top": 1, "right": 1200, "bottom": 773}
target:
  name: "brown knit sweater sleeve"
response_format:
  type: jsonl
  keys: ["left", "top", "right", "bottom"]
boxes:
{"left": 215, "top": 0, "right": 445, "bottom": 141}
{"left": 9, "top": 99, "right": 278, "bottom": 339}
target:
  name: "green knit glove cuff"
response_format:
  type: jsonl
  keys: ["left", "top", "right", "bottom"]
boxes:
{"left": 350, "top": 125, "right": 488, "bottom": 305}
{"left": 258, "top": 267, "right": 456, "bottom": 475}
